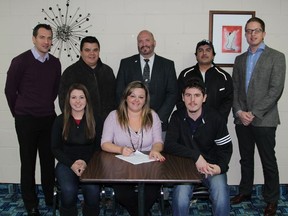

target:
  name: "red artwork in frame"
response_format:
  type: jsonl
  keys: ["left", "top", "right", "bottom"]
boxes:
{"left": 209, "top": 10, "right": 255, "bottom": 67}
{"left": 222, "top": 26, "right": 242, "bottom": 53}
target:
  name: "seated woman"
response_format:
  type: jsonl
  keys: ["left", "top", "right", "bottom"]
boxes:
{"left": 51, "top": 83, "right": 103, "bottom": 216}
{"left": 101, "top": 81, "right": 165, "bottom": 216}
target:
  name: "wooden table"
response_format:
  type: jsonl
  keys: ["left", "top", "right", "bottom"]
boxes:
{"left": 81, "top": 151, "right": 202, "bottom": 216}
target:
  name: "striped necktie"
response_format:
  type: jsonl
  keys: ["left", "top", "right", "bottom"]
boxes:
{"left": 143, "top": 59, "right": 150, "bottom": 85}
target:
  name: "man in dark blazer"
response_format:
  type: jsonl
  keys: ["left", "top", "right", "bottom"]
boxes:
{"left": 116, "top": 30, "right": 178, "bottom": 131}
{"left": 230, "top": 17, "right": 286, "bottom": 216}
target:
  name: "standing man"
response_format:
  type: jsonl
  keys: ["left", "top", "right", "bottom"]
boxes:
{"left": 4, "top": 24, "right": 61, "bottom": 216}
{"left": 230, "top": 17, "right": 286, "bottom": 216}
{"left": 58, "top": 36, "right": 116, "bottom": 121}
{"left": 116, "top": 30, "right": 178, "bottom": 132}
{"left": 177, "top": 39, "right": 233, "bottom": 123}
{"left": 164, "top": 78, "right": 232, "bottom": 216}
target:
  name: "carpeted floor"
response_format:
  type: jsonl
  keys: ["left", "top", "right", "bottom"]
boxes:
{"left": 0, "top": 184, "right": 287, "bottom": 215}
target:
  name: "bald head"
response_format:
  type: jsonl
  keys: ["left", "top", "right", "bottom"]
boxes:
{"left": 137, "top": 30, "right": 156, "bottom": 58}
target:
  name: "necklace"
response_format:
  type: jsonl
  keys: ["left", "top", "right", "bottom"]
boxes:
{"left": 127, "top": 127, "right": 143, "bottom": 151}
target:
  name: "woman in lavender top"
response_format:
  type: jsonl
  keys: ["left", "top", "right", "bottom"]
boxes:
{"left": 101, "top": 81, "right": 165, "bottom": 216}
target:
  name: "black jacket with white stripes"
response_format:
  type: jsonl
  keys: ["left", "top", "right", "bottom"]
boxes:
{"left": 177, "top": 64, "right": 233, "bottom": 123}
{"left": 164, "top": 106, "right": 232, "bottom": 174}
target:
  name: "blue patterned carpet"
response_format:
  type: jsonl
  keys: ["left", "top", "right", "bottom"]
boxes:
{"left": 0, "top": 184, "right": 287, "bottom": 215}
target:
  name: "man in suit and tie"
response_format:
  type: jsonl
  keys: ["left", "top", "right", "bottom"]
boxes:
{"left": 116, "top": 30, "right": 178, "bottom": 132}
{"left": 230, "top": 17, "right": 286, "bottom": 216}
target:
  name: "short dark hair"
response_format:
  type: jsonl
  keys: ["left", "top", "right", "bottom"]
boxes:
{"left": 195, "top": 39, "right": 216, "bottom": 56}
{"left": 80, "top": 36, "right": 100, "bottom": 51}
{"left": 33, "top": 24, "right": 52, "bottom": 37}
{"left": 245, "top": 17, "right": 265, "bottom": 32}
{"left": 183, "top": 78, "right": 206, "bottom": 95}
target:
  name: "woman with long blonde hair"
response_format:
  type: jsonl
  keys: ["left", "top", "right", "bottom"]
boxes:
{"left": 101, "top": 81, "right": 165, "bottom": 216}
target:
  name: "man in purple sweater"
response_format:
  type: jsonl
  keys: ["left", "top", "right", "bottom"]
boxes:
{"left": 4, "top": 24, "right": 61, "bottom": 216}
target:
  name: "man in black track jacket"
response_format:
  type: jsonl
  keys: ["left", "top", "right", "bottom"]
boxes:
{"left": 177, "top": 39, "right": 233, "bottom": 123}
{"left": 165, "top": 78, "right": 232, "bottom": 216}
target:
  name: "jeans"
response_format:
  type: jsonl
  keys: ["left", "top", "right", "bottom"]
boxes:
{"left": 172, "top": 173, "right": 230, "bottom": 216}
{"left": 55, "top": 163, "right": 100, "bottom": 213}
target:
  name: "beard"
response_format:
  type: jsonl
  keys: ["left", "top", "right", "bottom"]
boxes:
{"left": 138, "top": 45, "right": 154, "bottom": 56}
{"left": 188, "top": 109, "right": 197, "bottom": 113}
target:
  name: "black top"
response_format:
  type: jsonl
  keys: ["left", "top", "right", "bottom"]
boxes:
{"left": 177, "top": 64, "right": 233, "bottom": 123}
{"left": 58, "top": 57, "right": 116, "bottom": 121}
{"left": 116, "top": 54, "right": 178, "bottom": 130}
{"left": 164, "top": 106, "right": 232, "bottom": 174}
{"left": 51, "top": 113, "right": 103, "bottom": 167}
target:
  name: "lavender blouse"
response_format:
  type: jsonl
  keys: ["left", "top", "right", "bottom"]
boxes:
{"left": 101, "top": 110, "right": 163, "bottom": 151}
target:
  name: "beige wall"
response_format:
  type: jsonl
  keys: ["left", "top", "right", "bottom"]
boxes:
{"left": 0, "top": 0, "right": 287, "bottom": 185}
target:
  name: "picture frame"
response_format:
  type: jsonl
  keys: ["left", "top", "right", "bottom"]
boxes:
{"left": 209, "top": 10, "right": 255, "bottom": 67}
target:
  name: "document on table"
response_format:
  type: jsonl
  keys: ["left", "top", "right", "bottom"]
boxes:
{"left": 115, "top": 150, "right": 155, "bottom": 165}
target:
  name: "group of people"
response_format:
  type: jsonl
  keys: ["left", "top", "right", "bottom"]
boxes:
{"left": 4, "top": 16, "right": 286, "bottom": 216}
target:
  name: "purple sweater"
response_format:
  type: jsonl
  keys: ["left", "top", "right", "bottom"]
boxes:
{"left": 5, "top": 50, "right": 61, "bottom": 117}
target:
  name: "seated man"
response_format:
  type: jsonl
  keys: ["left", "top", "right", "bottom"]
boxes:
{"left": 164, "top": 78, "right": 232, "bottom": 216}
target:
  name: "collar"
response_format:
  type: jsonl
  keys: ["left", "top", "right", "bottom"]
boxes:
{"left": 196, "top": 63, "right": 214, "bottom": 71}
{"left": 140, "top": 53, "right": 155, "bottom": 64}
{"left": 31, "top": 47, "right": 49, "bottom": 62}
{"left": 184, "top": 108, "right": 205, "bottom": 124}
{"left": 248, "top": 42, "right": 266, "bottom": 54}
{"left": 79, "top": 57, "right": 103, "bottom": 70}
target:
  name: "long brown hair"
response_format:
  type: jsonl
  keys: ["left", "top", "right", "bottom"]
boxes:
{"left": 62, "top": 83, "right": 96, "bottom": 140}
{"left": 117, "top": 81, "right": 153, "bottom": 130}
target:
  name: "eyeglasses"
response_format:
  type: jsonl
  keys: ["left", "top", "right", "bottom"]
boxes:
{"left": 245, "top": 28, "right": 263, "bottom": 34}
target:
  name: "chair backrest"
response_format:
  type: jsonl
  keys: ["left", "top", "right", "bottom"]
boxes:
{"left": 192, "top": 183, "right": 209, "bottom": 200}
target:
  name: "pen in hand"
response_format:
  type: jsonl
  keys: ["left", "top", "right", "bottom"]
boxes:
{"left": 122, "top": 146, "right": 135, "bottom": 156}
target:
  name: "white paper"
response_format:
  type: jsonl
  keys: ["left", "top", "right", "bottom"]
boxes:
{"left": 115, "top": 150, "right": 155, "bottom": 165}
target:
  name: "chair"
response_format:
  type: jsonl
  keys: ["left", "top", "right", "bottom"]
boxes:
{"left": 192, "top": 183, "right": 209, "bottom": 200}
{"left": 52, "top": 182, "right": 61, "bottom": 216}
{"left": 52, "top": 182, "right": 115, "bottom": 216}
{"left": 100, "top": 185, "right": 116, "bottom": 215}
{"left": 160, "top": 183, "right": 209, "bottom": 214}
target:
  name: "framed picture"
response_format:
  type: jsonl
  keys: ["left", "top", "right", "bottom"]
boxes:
{"left": 209, "top": 10, "right": 255, "bottom": 67}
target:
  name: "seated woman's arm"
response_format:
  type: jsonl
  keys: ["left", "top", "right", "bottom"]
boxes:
{"left": 102, "top": 142, "right": 122, "bottom": 154}
{"left": 102, "top": 142, "right": 135, "bottom": 156}
{"left": 51, "top": 115, "right": 74, "bottom": 167}
{"left": 148, "top": 112, "right": 165, "bottom": 161}
{"left": 151, "top": 142, "right": 163, "bottom": 152}
{"left": 149, "top": 142, "right": 165, "bottom": 161}
{"left": 101, "top": 111, "right": 134, "bottom": 156}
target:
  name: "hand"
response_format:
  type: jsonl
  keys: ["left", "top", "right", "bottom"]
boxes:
{"left": 195, "top": 155, "right": 209, "bottom": 174}
{"left": 238, "top": 111, "right": 254, "bottom": 126}
{"left": 207, "top": 164, "right": 221, "bottom": 175}
{"left": 71, "top": 159, "right": 87, "bottom": 176}
{"left": 121, "top": 146, "right": 135, "bottom": 156}
{"left": 149, "top": 150, "right": 166, "bottom": 162}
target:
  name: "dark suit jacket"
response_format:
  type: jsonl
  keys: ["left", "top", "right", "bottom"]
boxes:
{"left": 232, "top": 45, "right": 286, "bottom": 127}
{"left": 116, "top": 54, "right": 178, "bottom": 131}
